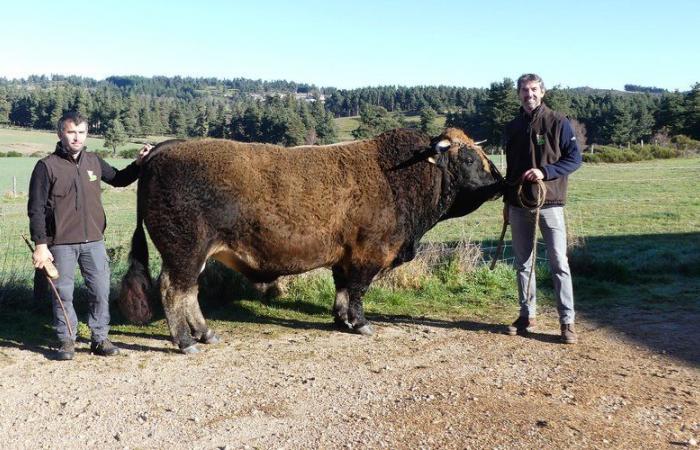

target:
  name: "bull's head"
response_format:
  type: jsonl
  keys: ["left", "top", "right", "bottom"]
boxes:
{"left": 429, "top": 128, "right": 504, "bottom": 220}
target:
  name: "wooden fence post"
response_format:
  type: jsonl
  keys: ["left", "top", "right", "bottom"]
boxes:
{"left": 12, "top": 176, "right": 16, "bottom": 198}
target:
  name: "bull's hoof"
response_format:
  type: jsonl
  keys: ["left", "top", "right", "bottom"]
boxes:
{"left": 355, "top": 324, "right": 374, "bottom": 336}
{"left": 333, "top": 317, "right": 352, "bottom": 331}
{"left": 180, "top": 344, "right": 200, "bottom": 354}
{"left": 200, "top": 329, "right": 220, "bottom": 345}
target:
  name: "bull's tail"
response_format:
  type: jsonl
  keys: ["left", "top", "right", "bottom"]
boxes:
{"left": 118, "top": 176, "right": 155, "bottom": 324}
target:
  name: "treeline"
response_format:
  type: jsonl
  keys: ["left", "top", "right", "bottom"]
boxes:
{"left": 0, "top": 76, "right": 337, "bottom": 148}
{"left": 444, "top": 79, "right": 700, "bottom": 148}
{"left": 0, "top": 75, "right": 698, "bottom": 150}
{"left": 330, "top": 79, "right": 699, "bottom": 149}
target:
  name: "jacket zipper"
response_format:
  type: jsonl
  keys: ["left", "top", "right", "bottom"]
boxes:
{"left": 76, "top": 161, "right": 89, "bottom": 242}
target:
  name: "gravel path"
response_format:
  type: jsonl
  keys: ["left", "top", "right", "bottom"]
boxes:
{"left": 0, "top": 310, "right": 698, "bottom": 449}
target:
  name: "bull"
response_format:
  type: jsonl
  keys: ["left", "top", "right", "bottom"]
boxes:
{"left": 119, "top": 128, "right": 503, "bottom": 353}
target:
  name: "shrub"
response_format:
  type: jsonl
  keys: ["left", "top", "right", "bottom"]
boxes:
{"left": 0, "top": 151, "right": 6, "bottom": 157}
{"left": 6, "top": 151, "right": 23, "bottom": 157}
{"left": 118, "top": 147, "right": 140, "bottom": 159}
{"left": 93, "top": 149, "right": 112, "bottom": 158}
{"left": 671, "top": 135, "right": 700, "bottom": 150}
{"left": 583, "top": 143, "right": 682, "bottom": 163}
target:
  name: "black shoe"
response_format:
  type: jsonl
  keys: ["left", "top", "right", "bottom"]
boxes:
{"left": 506, "top": 316, "right": 535, "bottom": 336}
{"left": 55, "top": 340, "right": 75, "bottom": 361}
{"left": 90, "top": 339, "right": 120, "bottom": 357}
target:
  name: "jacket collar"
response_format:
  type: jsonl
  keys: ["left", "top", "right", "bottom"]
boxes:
{"left": 520, "top": 103, "right": 549, "bottom": 122}
{"left": 54, "top": 142, "right": 86, "bottom": 163}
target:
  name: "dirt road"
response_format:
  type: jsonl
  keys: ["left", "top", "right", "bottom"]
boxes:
{"left": 0, "top": 309, "right": 697, "bottom": 449}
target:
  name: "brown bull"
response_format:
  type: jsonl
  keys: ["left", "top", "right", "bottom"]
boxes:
{"left": 120, "top": 128, "right": 503, "bottom": 353}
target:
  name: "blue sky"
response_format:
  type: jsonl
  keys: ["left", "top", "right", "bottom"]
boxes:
{"left": 2, "top": 0, "right": 698, "bottom": 91}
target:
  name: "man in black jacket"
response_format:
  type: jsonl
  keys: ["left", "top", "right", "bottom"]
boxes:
{"left": 503, "top": 74, "right": 582, "bottom": 344}
{"left": 28, "top": 111, "right": 152, "bottom": 360}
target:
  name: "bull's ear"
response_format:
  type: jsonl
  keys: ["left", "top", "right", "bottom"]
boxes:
{"left": 428, "top": 139, "right": 452, "bottom": 164}
{"left": 434, "top": 139, "right": 451, "bottom": 153}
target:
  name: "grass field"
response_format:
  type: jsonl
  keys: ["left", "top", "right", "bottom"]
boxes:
{"left": 0, "top": 129, "right": 698, "bottom": 346}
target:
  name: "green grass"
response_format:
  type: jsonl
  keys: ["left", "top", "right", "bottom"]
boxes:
{"left": 1, "top": 147, "right": 698, "bottom": 346}
{"left": 333, "top": 116, "right": 361, "bottom": 141}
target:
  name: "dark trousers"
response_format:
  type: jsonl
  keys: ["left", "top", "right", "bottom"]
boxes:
{"left": 49, "top": 240, "right": 111, "bottom": 343}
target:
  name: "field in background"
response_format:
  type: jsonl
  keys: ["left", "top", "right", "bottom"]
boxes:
{"left": 0, "top": 127, "right": 168, "bottom": 157}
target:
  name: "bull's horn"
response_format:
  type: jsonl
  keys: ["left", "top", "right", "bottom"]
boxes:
{"left": 475, "top": 139, "right": 487, "bottom": 145}
{"left": 434, "top": 139, "right": 451, "bottom": 152}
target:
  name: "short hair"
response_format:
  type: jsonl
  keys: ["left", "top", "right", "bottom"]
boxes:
{"left": 57, "top": 111, "right": 88, "bottom": 133}
{"left": 517, "top": 73, "right": 545, "bottom": 92}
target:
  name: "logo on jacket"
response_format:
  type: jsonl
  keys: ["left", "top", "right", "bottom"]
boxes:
{"left": 536, "top": 134, "right": 545, "bottom": 146}
{"left": 87, "top": 170, "right": 97, "bottom": 182}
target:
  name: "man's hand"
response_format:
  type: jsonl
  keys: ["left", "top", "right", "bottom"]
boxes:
{"left": 521, "top": 168, "right": 544, "bottom": 183}
{"left": 33, "top": 244, "right": 53, "bottom": 270}
{"left": 135, "top": 144, "right": 154, "bottom": 165}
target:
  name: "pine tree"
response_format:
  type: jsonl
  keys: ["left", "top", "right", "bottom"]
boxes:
{"left": 684, "top": 83, "right": 700, "bottom": 139}
{"left": 104, "top": 118, "right": 128, "bottom": 156}
{"left": 419, "top": 106, "right": 439, "bottom": 135}
{"left": 481, "top": 78, "right": 519, "bottom": 147}
{"left": 352, "top": 105, "right": 402, "bottom": 139}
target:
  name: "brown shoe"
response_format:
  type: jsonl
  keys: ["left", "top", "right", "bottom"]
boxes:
{"left": 560, "top": 324, "right": 578, "bottom": 344}
{"left": 506, "top": 316, "right": 535, "bottom": 336}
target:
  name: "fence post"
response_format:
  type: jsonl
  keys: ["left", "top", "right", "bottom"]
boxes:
{"left": 12, "top": 176, "right": 16, "bottom": 198}
{"left": 500, "top": 148, "right": 505, "bottom": 173}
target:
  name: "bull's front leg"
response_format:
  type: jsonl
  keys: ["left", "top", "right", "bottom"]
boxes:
{"left": 345, "top": 266, "right": 379, "bottom": 336}
{"left": 184, "top": 290, "right": 220, "bottom": 346}
{"left": 347, "top": 281, "right": 374, "bottom": 336}
{"left": 331, "top": 267, "right": 350, "bottom": 328}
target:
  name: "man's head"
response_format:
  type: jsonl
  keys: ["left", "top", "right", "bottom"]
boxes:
{"left": 57, "top": 111, "right": 89, "bottom": 155}
{"left": 517, "top": 73, "right": 545, "bottom": 114}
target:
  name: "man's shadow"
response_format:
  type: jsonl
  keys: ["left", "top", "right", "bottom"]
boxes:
{"left": 0, "top": 275, "right": 175, "bottom": 359}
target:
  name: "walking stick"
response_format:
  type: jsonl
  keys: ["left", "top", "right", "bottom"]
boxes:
{"left": 489, "top": 220, "right": 508, "bottom": 270}
{"left": 21, "top": 235, "right": 73, "bottom": 337}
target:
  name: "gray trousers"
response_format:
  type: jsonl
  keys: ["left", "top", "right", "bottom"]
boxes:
{"left": 509, "top": 205, "right": 575, "bottom": 324}
{"left": 49, "top": 240, "right": 111, "bottom": 342}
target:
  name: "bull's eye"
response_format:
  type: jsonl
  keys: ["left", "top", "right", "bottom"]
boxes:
{"left": 465, "top": 156, "right": 475, "bottom": 165}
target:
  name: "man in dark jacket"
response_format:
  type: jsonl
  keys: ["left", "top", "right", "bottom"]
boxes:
{"left": 503, "top": 74, "right": 582, "bottom": 344}
{"left": 28, "top": 111, "right": 152, "bottom": 360}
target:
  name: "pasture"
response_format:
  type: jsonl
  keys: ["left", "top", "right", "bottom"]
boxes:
{"left": 0, "top": 141, "right": 698, "bottom": 448}
{"left": 0, "top": 126, "right": 157, "bottom": 157}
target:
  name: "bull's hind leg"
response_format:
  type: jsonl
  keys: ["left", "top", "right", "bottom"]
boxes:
{"left": 160, "top": 270, "right": 201, "bottom": 353}
{"left": 184, "top": 293, "right": 220, "bottom": 345}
